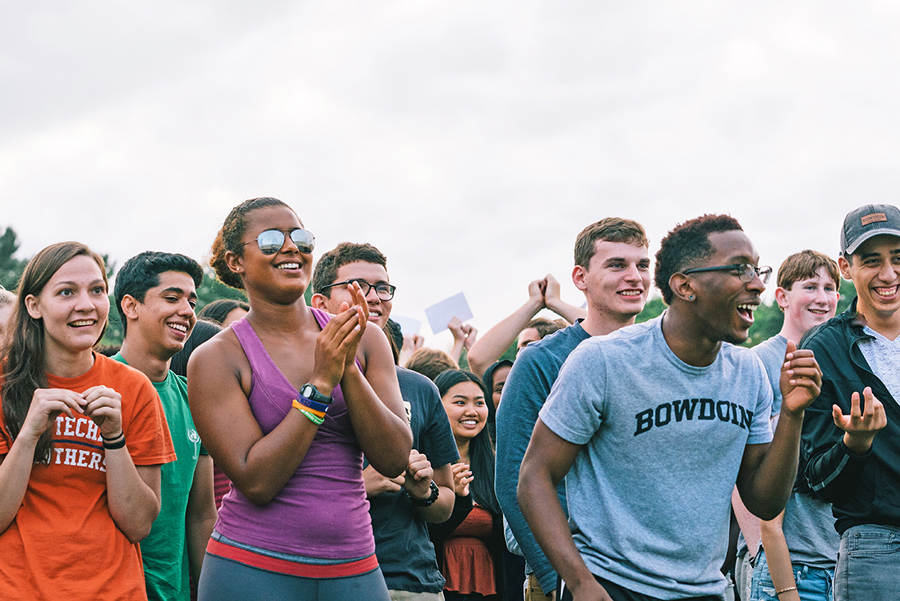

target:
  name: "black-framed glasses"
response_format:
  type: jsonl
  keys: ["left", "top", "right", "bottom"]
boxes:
{"left": 242, "top": 229, "right": 315, "bottom": 255}
{"left": 320, "top": 278, "right": 397, "bottom": 301}
{"left": 682, "top": 263, "right": 772, "bottom": 284}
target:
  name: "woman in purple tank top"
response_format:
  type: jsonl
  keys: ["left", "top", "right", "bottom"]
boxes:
{"left": 188, "top": 197, "right": 412, "bottom": 600}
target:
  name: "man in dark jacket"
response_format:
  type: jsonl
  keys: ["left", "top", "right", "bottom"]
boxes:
{"left": 799, "top": 204, "right": 899, "bottom": 601}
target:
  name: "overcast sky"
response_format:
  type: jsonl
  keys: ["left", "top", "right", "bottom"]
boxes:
{"left": 2, "top": 2, "right": 899, "bottom": 349}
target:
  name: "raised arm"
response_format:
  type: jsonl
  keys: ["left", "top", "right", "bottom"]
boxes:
{"left": 543, "top": 274, "right": 586, "bottom": 324}
{"left": 736, "top": 343, "right": 821, "bottom": 519}
{"left": 518, "top": 420, "right": 612, "bottom": 601}
{"left": 467, "top": 279, "right": 544, "bottom": 377}
{"left": 447, "top": 317, "right": 477, "bottom": 366}
{"left": 342, "top": 324, "right": 412, "bottom": 478}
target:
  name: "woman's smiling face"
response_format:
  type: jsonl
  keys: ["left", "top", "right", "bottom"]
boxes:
{"left": 25, "top": 254, "right": 109, "bottom": 356}
{"left": 441, "top": 381, "right": 488, "bottom": 441}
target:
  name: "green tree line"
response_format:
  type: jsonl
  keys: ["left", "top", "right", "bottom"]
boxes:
{"left": 0, "top": 224, "right": 857, "bottom": 349}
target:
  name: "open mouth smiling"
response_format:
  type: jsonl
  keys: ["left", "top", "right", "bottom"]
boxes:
{"left": 69, "top": 319, "right": 96, "bottom": 328}
{"left": 736, "top": 303, "right": 758, "bottom": 324}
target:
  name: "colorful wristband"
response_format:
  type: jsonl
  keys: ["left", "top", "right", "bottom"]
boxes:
{"left": 292, "top": 399, "right": 326, "bottom": 420}
{"left": 294, "top": 395, "right": 330, "bottom": 413}
{"left": 299, "top": 409, "right": 325, "bottom": 426}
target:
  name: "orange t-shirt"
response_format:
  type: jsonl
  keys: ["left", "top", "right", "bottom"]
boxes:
{"left": 0, "top": 353, "right": 176, "bottom": 601}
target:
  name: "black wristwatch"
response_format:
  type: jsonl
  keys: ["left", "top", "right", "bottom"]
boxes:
{"left": 299, "top": 383, "right": 333, "bottom": 406}
{"left": 410, "top": 481, "right": 440, "bottom": 507}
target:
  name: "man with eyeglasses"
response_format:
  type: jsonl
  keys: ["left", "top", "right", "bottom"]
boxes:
{"left": 797, "top": 205, "right": 899, "bottom": 601}
{"left": 518, "top": 215, "right": 823, "bottom": 601}
{"left": 311, "top": 242, "right": 458, "bottom": 601}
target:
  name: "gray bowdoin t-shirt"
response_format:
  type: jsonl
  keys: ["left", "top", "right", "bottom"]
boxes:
{"left": 540, "top": 316, "right": 772, "bottom": 600}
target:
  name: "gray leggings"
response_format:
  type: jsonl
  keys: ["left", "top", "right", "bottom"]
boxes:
{"left": 198, "top": 553, "right": 392, "bottom": 601}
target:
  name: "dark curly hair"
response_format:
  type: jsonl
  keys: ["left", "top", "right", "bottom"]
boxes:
{"left": 654, "top": 214, "right": 743, "bottom": 304}
{"left": 210, "top": 197, "right": 294, "bottom": 289}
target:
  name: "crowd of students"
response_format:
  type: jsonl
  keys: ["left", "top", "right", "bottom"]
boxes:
{"left": 0, "top": 198, "right": 897, "bottom": 601}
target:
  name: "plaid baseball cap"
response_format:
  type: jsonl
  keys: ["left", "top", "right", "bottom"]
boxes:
{"left": 840, "top": 204, "right": 900, "bottom": 256}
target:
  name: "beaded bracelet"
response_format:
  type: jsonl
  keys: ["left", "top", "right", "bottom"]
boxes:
{"left": 776, "top": 586, "right": 797, "bottom": 596}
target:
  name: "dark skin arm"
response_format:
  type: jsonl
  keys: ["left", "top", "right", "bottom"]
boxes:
{"left": 518, "top": 420, "right": 612, "bottom": 601}
{"left": 187, "top": 303, "right": 368, "bottom": 505}
{"left": 736, "top": 342, "right": 822, "bottom": 520}
{"left": 363, "top": 452, "right": 454, "bottom": 523}
{"left": 185, "top": 454, "right": 217, "bottom": 581}
{"left": 339, "top": 322, "right": 412, "bottom": 478}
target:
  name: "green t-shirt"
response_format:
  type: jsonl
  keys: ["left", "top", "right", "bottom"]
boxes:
{"left": 112, "top": 354, "right": 205, "bottom": 601}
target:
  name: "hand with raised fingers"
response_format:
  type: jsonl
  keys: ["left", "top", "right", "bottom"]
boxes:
{"left": 462, "top": 324, "right": 478, "bottom": 349}
{"left": 336, "top": 281, "right": 369, "bottom": 369}
{"left": 21, "top": 388, "right": 87, "bottom": 443}
{"left": 528, "top": 278, "right": 546, "bottom": 308}
{"left": 835, "top": 387, "right": 887, "bottom": 454}
{"left": 403, "top": 333, "right": 424, "bottom": 352}
{"left": 313, "top": 305, "right": 362, "bottom": 391}
{"left": 362, "top": 463, "right": 404, "bottom": 496}
{"left": 778, "top": 341, "right": 822, "bottom": 416}
{"left": 82, "top": 385, "right": 124, "bottom": 439}
{"left": 448, "top": 316, "right": 467, "bottom": 344}
{"left": 450, "top": 462, "right": 473, "bottom": 496}
{"left": 543, "top": 274, "right": 562, "bottom": 305}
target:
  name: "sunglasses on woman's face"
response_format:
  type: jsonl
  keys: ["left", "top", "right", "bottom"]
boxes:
{"left": 243, "top": 228, "right": 316, "bottom": 255}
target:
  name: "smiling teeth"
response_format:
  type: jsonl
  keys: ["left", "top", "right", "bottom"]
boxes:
{"left": 71, "top": 320, "right": 94, "bottom": 327}
{"left": 169, "top": 323, "right": 187, "bottom": 332}
{"left": 619, "top": 291, "right": 642, "bottom": 296}
{"left": 278, "top": 263, "right": 300, "bottom": 269}
{"left": 875, "top": 286, "right": 898, "bottom": 297}
{"left": 737, "top": 304, "right": 757, "bottom": 311}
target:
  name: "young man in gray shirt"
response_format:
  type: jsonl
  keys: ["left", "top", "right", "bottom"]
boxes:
{"left": 519, "top": 215, "right": 822, "bottom": 601}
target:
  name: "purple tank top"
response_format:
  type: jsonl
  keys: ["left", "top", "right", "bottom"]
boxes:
{"left": 215, "top": 308, "right": 373, "bottom": 559}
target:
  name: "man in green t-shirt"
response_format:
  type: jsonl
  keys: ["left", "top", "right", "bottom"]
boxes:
{"left": 114, "top": 251, "right": 217, "bottom": 601}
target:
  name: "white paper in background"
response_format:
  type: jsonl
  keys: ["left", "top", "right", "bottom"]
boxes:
{"left": 424, "top": 292, "right": 473, "bottom": 334}
{"left": 391, "top": 315, "right": 422, "bottom": 336}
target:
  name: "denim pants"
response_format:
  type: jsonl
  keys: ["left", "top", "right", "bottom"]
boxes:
{"left": 834, "top": 524, "right": 900, "bottom": 601}
{"left": 749, "top": 549, "right": 833, "bottom": 601}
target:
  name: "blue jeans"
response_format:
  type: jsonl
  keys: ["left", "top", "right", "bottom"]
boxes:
{"left": 834, "top": 524, "right": 900, "bottom": 601}
{"left": 749, "top": 549, "right": 833, "bottom": 601}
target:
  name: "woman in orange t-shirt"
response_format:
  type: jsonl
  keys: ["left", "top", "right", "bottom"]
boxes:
{"left": 0, "top": 242, "right": 175, "bottom": 601}
{"left": 431, "top": 369, "right": 505, "bottom": 601}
